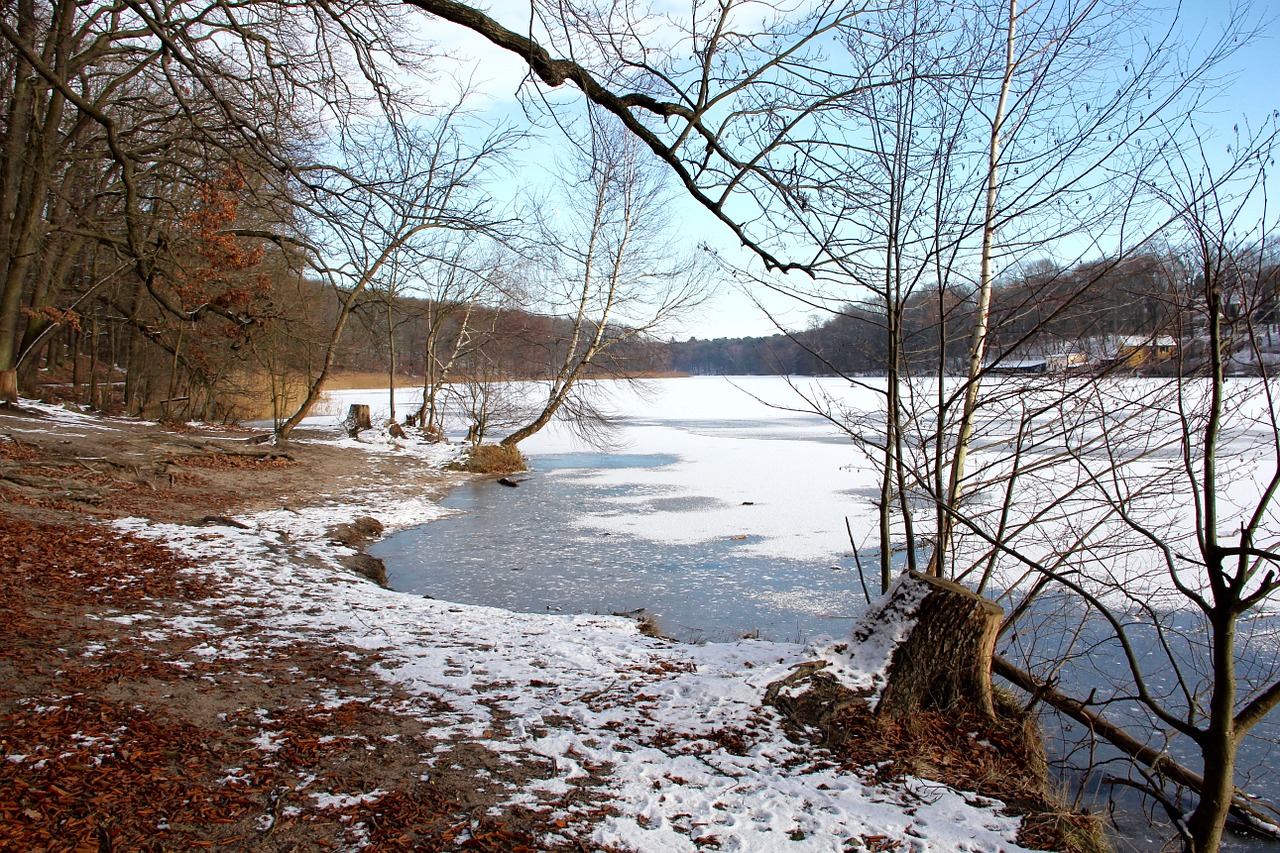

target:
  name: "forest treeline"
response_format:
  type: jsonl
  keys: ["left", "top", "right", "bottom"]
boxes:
{"left": 25, "top": 241, "right": 1280, "bottom": 425}
{"left": 672, "top": 253, "right": 1280, "bottom": 376}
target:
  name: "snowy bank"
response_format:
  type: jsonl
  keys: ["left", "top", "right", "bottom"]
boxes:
{"left": 106, "top": 430, "right": 1035, "bottom": 853}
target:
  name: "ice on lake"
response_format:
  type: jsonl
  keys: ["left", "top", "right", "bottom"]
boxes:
{"left": 368, "top": 376, "right": 889, "bottom": 642}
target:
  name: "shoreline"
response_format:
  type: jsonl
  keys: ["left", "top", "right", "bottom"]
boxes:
{"left": 1, "top": 401, "right": 1058, "bottom": 851}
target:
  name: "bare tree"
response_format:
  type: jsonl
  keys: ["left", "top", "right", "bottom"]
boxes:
{"left": 411, "top": 243, "right": 509, "bottom": 437}
{"left": 499, "top": 116, "right": 709, "bottom": 448}
{"left": 1057, "top": 130, "right": 1280, "bottom": 853}
{"left": 275, "top": 106, "right": 516, "bottom": 440}
{"left": 456, "top": 351, "right": 526, "bottom": 446}
{"left": 0, "top": 0, "right": 429, "bottom": 404}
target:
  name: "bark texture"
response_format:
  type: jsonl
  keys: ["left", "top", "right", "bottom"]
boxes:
{"left": 874, "top": 571, "right": 1003, "bottom": 721}
{"left": 0, "top": 369, "right": 16, "bottom": 404}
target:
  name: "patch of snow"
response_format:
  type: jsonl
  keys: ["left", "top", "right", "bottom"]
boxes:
{"left": 311, "top": 789, "right": 389, "bottom": 810}
{"left": 251, "top": 731, "right": 286, "bottom": 753}
{"left": 99, "top": 614, "right": 148, "bottom": 625}
{"left": 8, "top": 397, "right": 156, "bottom": 429}
{"left": 829, "top": 572, "right": 932, "bottom": 698}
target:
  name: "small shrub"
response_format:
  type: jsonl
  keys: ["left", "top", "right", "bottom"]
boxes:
{"left": 417, "top": 423, "right": 445, "bottom": 443}
{"left": 451, "top": 443, "right": 526, "bottom": 474}
{"left": 636, "top": 613, "right": 665, "bottom": 638}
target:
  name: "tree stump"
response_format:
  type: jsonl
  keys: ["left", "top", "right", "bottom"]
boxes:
{"left": 872, "top": 571, "right": 1003, "bottom": 721}
{"left": 766, "top": 571, "right": 1004, "bottom": 733}
{"left": 342, "top": 404, "right": 371, "bottom": 437}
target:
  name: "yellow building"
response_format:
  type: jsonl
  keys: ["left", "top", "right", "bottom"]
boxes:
{"left": 1115, "top": 335, "right": 1177, "bottom": 367}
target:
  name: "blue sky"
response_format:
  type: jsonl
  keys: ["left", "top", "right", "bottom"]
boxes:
{"left": 420, "top": 0, "right": 1279, "bottom": 340}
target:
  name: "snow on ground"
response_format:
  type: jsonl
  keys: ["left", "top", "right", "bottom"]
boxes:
{"left": 2, "top": 397, "right": 159, "bottom": 436}
{"left": 107, "top": 424, "right": 1033, "bottom": 853}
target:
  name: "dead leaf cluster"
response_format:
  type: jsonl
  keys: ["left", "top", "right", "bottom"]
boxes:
{"left": 172, "top": 453, "right": 295, "bottom": 471}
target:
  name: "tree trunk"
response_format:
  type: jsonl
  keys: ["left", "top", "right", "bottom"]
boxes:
{"left": 0, "top": 368, "right": 17, "bottom": 404}
{"left": 767, "top": 572, "right": 1004, "bottom": 733}
{"left": 992, "top": 655, "right": 1279, "bottom": 842}
{"left": 387, "top": 302, "right": 396, "bottom": 422}
{"left": 343, "top": 404, "right": 371, "bottom": 437}
{"left": 71, "top": 325, "right": 81, "bottom": 391}
{"left": 1187, "top": 612, "right": 1239, "bottom": 853}
{"left": 88, "top": 312, "right": 98, "bottom": 408}
{"left": 872, "top": 571, "right": 1003, "bottom": 721}
{"left": 501, "top": 403, "right": 558, "bottom": 448}
{"left": 932, "top": 0, "right": 1017, "bottom": 575}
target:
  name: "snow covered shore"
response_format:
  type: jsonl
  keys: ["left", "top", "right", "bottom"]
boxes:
{"left": 107, "top": 431, "right": 1034, "bottom": 852}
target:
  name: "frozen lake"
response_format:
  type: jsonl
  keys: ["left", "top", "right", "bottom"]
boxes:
{"left": 370, "top": 376, "right": 884, "bottom": 642}
{"left": 344, "top": 374, "right": 1280, "bottom": 850}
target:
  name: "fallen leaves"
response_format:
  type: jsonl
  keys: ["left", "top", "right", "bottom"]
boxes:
{"left": 0, "top": 695, "right": 258, "bottom": 852}
{"left": 0, "top": 436, "right": 43, "bottom": 461}
{"left": 0, "top": 511, "right": 607, "bottom": 851}
{"left": 172, "top": 452, "right": 295, "bottom": 471}
{"left": 0, "top": 515, "right": 212, "bottom": 609}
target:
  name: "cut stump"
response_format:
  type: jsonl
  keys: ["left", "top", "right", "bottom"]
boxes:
{"left": 766, "top": 571, "right": 1004, "bottom": 735}
{"left": 343, "top": 404, "right": 371, "bottom": 437}
{"left": 873, "top": 571, "right": 1003, "bottom": 721}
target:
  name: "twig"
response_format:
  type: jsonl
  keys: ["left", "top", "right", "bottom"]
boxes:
{"left": 848, "top": 517, "right": 872, "bottom": 604}
{"left": 577, "top": 680, "right": 618, "bottom": 702}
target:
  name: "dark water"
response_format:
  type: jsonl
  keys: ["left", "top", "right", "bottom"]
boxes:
{"left": 371, "top": 451, "right": 867, "bottom": 644}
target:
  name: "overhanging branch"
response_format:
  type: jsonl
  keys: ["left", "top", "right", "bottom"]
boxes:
{"left": 401, "top": 0, "right": 813, "bottom": 275}
{"left": 993, "top": 655, "right": 1280, "bottom": 839}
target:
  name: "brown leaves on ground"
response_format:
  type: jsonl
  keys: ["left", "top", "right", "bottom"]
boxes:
{"left": 0, "top": 435, "right": 43, "bottom": 461}
{"left": 0, "top": 516, "right": 213, "bottom": 705}
{"left": 1, "top": 515, "right": 211, "bottom": 606}
{"left": 171, "top": 452, "right": 296, "bottom": 471}
{"left": 829, "top": 700, "right": 1105, "bottom": 853}
{"left": 0, "top": 513, "right": 589, "bottom": 851}
{"left": 0, "top": 517, "right": 255, "bottom": 851}
{"left": 0, "top": 697, "right": 260, "bottom": 852}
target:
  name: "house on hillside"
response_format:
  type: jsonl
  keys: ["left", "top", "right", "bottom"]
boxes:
{"left": 985, "top": 344, "right": 1091, "bottom": 375}
{"left": 1114, "top": 335, "right": 1177, "bottom": 368}
{"left": 1045, "top": 349, "right": 1090, "bottom": 372}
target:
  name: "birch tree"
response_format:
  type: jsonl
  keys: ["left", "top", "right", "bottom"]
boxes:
{"left": 499, "top": 117, "right": 708, "bottom": 448}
